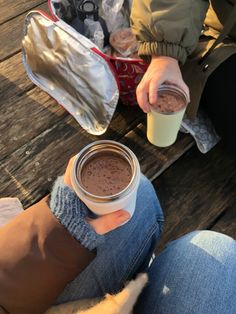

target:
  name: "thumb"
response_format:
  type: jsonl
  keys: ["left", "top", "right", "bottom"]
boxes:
{"left": 88, "top": 210, "right": 130, "bottom": 235}
{"left": 149, "top": 80, "right": 160, "bottom": 106}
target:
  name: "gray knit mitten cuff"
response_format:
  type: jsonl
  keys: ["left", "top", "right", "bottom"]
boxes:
{"left": 50, "top": 176, "right": 104, "bottom": 250}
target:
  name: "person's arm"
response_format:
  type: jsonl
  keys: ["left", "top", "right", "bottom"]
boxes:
{"left": 0, "top": 158, "right": 129, "bottom": 314}
{"left": 130, "top": 0, "right": 209, "bottom": 64}
{"left": 130, "top": 0, "right": 209, "bottom": 112}
{"left": 0, "top": 197, "right": 95, "bottom": 314}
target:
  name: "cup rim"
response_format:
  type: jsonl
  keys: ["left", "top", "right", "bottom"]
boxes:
{"left": 151, "top": 84, "right": 189, "bottom": 115}
{"left": 71, "top": 140, "right": 140, "bottom": 203}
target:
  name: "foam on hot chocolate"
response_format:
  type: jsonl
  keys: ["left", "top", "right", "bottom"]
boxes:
{"left": 153, "top": 91, "right": 186, "bottom": 114}
{"left": 80, "top": 152, "right": 132, "bottom": 196}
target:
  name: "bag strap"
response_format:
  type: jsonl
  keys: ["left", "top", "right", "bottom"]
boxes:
{"left": 199, "top": 4, "right": 236, "bottom": 64}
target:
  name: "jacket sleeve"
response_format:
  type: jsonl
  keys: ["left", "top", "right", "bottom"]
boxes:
{"left": 130, "top": 0, "right": 209, "bottom": 64}
{"left": 0, "top": 198, "right": 95, "bottom": 314}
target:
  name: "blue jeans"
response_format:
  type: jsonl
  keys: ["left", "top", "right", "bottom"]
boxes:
{"left": 56, "top": 174, "right": 164, "bottom": 303}
{"left": 135, "top": 230, "right": 236, "bottom": 314}
{"left": 56, "top": 176, "right": 236, "bottom": 313}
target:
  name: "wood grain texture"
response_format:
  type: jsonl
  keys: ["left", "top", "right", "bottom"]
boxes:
{"left": 0, "top": 87, "right": 68, "bottom": 161}
{"left": 0, "top": 120, "right": 193, "bottom": 209}
{"left": 0, "top": 2, "right": 49, "bottom": 61}
{"left": 153, "top": 144, "right": 236, "bottom": 251}
{"left": 0, "top": 122, "right": 137, "bottom": 207}
{"left": 0, "top": 1, "right": 47, "bottom": 24}
{"left": 120, "top": 123, "right": 194, "bottom": 181}
{"left": 0, "top": 84, "right": 144, "bottom": 162}
{"left": 0, "top": 53, "right": 33, "bottom": 102}
{"left": 211, "top": 206, "right": 236, "bottom": 238}
{"left": 0, "top": 102, "right": 144, "bottom": 206}
{"left": 0, "top": 121, "right": 89, "bottom": 206}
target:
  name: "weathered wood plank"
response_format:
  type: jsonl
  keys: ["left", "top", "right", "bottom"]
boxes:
{"left": 211, "top": 207, "right": 236, "bottom": 239}
{"left": 0, "top": 2, "right": 49, "bottom": 61}
{"left": 153, "top": 144, "right": 236, "bottom": 252}
{"left": 0, "top": 0, "right": 47, "bottom": 24}
{"left": 0, "top": 87, "right": 68, "bottom": 161}
{"left": 120, "top": 123, "right": 194, "bottom": 181}
{"left": 0, "top": 52, "right": 33, "bottom": 102}
{"left": 0, "top": 120, "right": 192, "bottom": 208}
{"left": 0, "top": 82, "right": 144, "bottom": 162}
{"left": 0, "top": 116, "right": 144, "bottom": 207}
{"left": 0, "top": 121, "right": 90, "bottom": 206}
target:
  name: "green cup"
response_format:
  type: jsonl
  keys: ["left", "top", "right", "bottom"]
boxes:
{"left": 147, "top": 85, "right": 189, "bottom": 147}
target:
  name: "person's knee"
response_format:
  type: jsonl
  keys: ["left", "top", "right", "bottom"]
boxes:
{"left": 182, "top": 230, "right": 234, "bottom": 244}
{"left": 173, "top": 230, "right": 235, "bottom": 261}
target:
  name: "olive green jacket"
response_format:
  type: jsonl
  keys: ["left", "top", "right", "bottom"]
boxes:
{"left": 130, "top": 0, "right": 236, "bottom": 117}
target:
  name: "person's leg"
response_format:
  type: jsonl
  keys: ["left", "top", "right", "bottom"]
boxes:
{"left": 55, "top": 174, "right": 164, "bottom": 304}
{"left": 200, "top": 54, "right": 236, "bottom": 151}
{"left": 134, "top": 230, "right": 236, "bottom": 314}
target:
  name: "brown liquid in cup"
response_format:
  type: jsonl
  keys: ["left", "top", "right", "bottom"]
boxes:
{"left": 153, "top": 91, "right": 186, "bottom": 113}
{"left": 80, "top": 152, "right": 132, "bottom": 196}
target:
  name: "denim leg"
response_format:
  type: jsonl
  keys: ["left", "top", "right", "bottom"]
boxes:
{"left": 134, "top": 230, "right": 236, "bottom": 314}
{"left": 55, "top": 174, "right": 164, "bottom": 304}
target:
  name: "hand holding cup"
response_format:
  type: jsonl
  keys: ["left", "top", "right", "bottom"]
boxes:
{"left": 64, "top": 156, "right": 130, "bottom": 235}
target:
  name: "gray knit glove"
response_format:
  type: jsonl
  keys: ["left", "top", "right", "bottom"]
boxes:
{"left": 50, "top": 176, "right": 104, "bottom": 250}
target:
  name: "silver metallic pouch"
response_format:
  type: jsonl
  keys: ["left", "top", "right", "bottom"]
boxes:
{"left": 22, "top": 11, "right": 119, "bottom": 135}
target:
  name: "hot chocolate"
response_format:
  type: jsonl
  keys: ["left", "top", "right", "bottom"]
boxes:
{"left": 80, "top": 151, "right": 132, "bottom": 196}
{"left": 153, "top": 91, "right": 186, "bottom": 114}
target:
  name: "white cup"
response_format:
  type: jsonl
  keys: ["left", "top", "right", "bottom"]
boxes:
{"left": 147, "top": 84, "right": 189, "bottom": 147}
{"left": 71, "top": 140, "right": 141, "bottom": 218}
